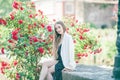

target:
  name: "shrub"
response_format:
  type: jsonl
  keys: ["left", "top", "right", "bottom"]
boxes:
{"left": 0, "top": 1, "right": 53, "bottom": 80}
{"left": 62, "top": 16, "right": 102, "bottom": 62}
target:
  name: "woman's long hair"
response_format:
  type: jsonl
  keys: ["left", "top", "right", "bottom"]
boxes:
{"left": 52, "top": 21, "right": 66, "bottom": 59}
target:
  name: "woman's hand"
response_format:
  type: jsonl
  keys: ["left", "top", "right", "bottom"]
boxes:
{"left": 62, "top": 68, "right": 72, "bottom": 72}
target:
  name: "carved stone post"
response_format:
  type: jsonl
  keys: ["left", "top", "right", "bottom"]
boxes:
{"left": 113, "top": 1, "right": 120, "bottom": 79}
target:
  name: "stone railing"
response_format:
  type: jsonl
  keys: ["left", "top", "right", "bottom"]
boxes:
{"left": 62, "top": 64, "right": 114, "bottom": 80}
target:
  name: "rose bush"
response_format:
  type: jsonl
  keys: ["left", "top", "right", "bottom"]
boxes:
{"left": 0, "top": 1, "right": 53, "bottom": 80}
{"left": 62, "top": 16, "right": 102, "bottom": 62}
{"left": 0, "top": 0, "right": 101, "bottom": 80}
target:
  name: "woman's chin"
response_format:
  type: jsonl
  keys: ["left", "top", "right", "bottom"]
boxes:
{"left": 58, "top": 32, "right": 61, "bottom": 35}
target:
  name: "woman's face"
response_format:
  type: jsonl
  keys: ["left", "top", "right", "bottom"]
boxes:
{"left": 55, "top": 24, "right": 64, "bottom": 35}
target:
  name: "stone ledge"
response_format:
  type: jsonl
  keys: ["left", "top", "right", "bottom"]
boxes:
{"left": 62, "top": 64, "right": 114, "bottom": 80}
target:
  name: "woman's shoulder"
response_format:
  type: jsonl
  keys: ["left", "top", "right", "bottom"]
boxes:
{"left": 65, "top": 32, "right": 72, "bottom": 38}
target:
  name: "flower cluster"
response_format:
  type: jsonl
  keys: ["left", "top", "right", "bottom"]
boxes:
{"left": 63, "top": 16, "right": 102, "bottom": 62}
{"left": 0, "top": 61, "right": 10, "bottom": 74}
{"left": 0, "top": 60, "right": 20, "bottom": 80}
{"left": 0, "top": 0, "right": 53, "bottom": 80}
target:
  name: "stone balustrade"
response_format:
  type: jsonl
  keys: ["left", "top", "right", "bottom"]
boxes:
{"left": 62, "top": 64, "right": 114, "bottom": 80}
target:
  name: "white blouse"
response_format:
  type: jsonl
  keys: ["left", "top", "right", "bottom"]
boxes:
{"left": 61, "top": 32, "right": 76, "bottom": 70}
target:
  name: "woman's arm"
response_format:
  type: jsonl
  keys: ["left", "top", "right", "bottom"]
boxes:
{"left": 62, "top": 68, "right": 73, "bottom": 71}
{"left": 62, "top": 36, "right": 76, "bottom": 71}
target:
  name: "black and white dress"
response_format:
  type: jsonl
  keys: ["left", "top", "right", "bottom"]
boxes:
{"left": 53, "top": 44, "right": 64, "bottom": 80}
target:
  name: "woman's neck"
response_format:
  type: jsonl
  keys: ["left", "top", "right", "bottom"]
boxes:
{"left": 59, "top": 33, "right": 64, "bottom": 45}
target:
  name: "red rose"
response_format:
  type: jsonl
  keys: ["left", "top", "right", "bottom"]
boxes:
{"left": 53, "top": 19, "right": 56, "bottom": 22}
{"left": 83, "top": 28, "right": 90, "bottom": 32}
{"left": 73, "top": 40, "right": 76, "bottom": 43}
{"left": 29, "top": 36, "right": 38, "bottom": 42}
{"left": 34, "top": 23, "right": 37, "bottom": 26}
{"left": 1, "top": 48, "right": 4, "bottom": 54}
{"left": 10, "top": 15, "right": 14, "bottom": 20}
{"left": 40, "top": 23, "right": 45, "bottom": 28}
{"left": 71, "top": 23, "right": 74, "bottom": 27}
{"left": 13, "top": 60, "right": 18, "bottom": 66}
{"left": 12, "top": 1, "right": 19, "bottom": 9}
{"left": 76, "top": 61, "right": 79, "bottom": 63}
{"left": 76, "top": 20, "right": 78, "bottom": 23}
{"left": 12, "top": 35, "right": 18, "bottom": 41}
{"left": 12, "top": 29, "right": 19, "bottom": 35}
{"left": 20, "top": 7, "right": 24, "bottom": 10}
{"left": 1, "top": 61, "right": 9, "bottom": 67}
{"left": 16, "top": 73, "right": 20, "bottom": 80}
{"left": 66, "top": 28, "right": 69, "bottom": 32}
{"left": 79, "top": 35, "right": 85, "bottom": 40}
{"left": 0, "top": 19, "right": 7, "bottom": 25}
{"left": 1, "top": 67, "right": 5, "bottom": 74}
{"left": 77, "top": 53, "right": 81, "bottom": 57}
{"left": 29, "top": 14, "right": 33, "bottom": 18}
{"left": 84, "top": 53, "right": 88, "bottom": 57}
{"left": 47, "top": 25, "right": 52, "bottom": 32}
{"left": 38, "top": 47, "right": 44, "bottom": 54}
{"left": 76, "top": 28, "right": 80, "bottom": 32}
{"left": 18, "top": 20, "right": 23, "bottom": 24}
{"left": 38, "top": 10, "right": 43, "bottom": 15}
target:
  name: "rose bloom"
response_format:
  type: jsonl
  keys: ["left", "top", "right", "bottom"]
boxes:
{"left": 13, "top": 60, "right": 18, "bottom": 66}
{"left": 12, "top": 29, "right": 19, "bottom": 35}
{"left": 40, "top": 23, "right": 45, "bottom": 28}
{"left": 29, "top": 36, "right": 38, "bottom": 42}
{"left": 12, "top": 35, "right": 18, "bottom": 41}
{"left": 18, "top": 20, "right": 23, "bottom": 24}
{"left": 38, "top": 47, "right": 44, "bottom": 54}
{"left": 1, "top": 48, "right": 4, "bottom": 54}
{"left": 47, "top": 25, "right": 52, "bottom": 32}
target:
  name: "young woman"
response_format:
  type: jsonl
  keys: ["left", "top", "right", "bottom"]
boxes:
{"left": 39, "top": 21, "right": 76, "bottom": 80}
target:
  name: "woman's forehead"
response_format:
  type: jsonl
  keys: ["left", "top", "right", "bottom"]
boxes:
{"left": 55, "top": 24, "right": 62, "bottom": 28}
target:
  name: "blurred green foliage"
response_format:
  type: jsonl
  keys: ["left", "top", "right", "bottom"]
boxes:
{"left": 0, "top": 0, "right": 30, "bottom": 17}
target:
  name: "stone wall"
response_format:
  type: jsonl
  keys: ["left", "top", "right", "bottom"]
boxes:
{"left": 62, "top": 64, "right": 113, "bottom": 80}
{"left": 33, "top": 0, "right": 117, "bottom": 28}
{"left": 83, "top": 2, "right": 116, "bottom": 28}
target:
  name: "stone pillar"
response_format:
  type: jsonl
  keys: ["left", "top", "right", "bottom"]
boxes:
{"left": 113, "top": 0, "right": 120, "bottom": 79}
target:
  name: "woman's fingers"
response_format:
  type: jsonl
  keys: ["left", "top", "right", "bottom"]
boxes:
{"left": 62, "top": 68, "right": 72, "bottom": 72}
